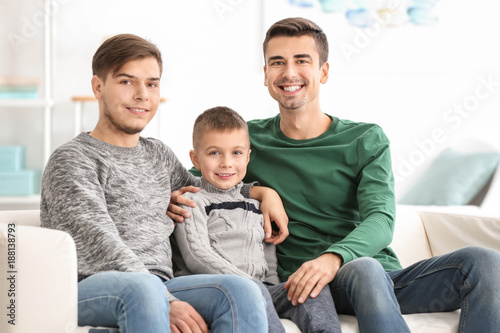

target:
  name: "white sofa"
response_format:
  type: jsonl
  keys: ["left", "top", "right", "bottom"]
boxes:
{"left": 0, "top": 197, "right": 500, "bottom": 333}
{"left": 7, "top": 205, "right": 498, "bottom": 333}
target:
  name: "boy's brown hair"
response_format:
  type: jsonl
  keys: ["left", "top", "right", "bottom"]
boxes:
{"left": 263, "top": 17, "right": 329, "bottom": 66}
{"left": 192, "top": 106, "right": 249, "bottom": 150}
{"left": 92, "top": 34, "right": 163, "bottom": 81}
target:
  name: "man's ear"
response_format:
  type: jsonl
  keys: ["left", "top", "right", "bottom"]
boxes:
{"left": 263, "top": 65, "right": 268, "bottom": 87}
{"left": 189, "top": 150, "right": 201, "bottom": 170}
{"left": 91, "top": 75, "right": 103, "bottom": 99}
{"left": 320, "top": 61, "right": 330, "bottom": 84}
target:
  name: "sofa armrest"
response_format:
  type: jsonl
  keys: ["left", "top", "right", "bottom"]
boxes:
{"left": 0, "top": 222, "right": 78, "bottom": 333}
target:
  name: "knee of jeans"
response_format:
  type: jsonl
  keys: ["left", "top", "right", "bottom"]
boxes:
{"left": 223, "top": 275, "right": 263, "bottom": 299}
{"left": 119, "top": 273, "right": 169, "bottom": 308}
{"left": 456, "top": 246, "right": 500, "bottom": 273}
{"left": 342, "top": 257, "right": 392, "bottom": 286}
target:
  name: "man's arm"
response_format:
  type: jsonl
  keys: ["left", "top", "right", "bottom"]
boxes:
{"left": 249, "top": 186, "right": 289, "bottom": 244}
{"left": 41, "top": 149, "right": 148, "bottom": 275}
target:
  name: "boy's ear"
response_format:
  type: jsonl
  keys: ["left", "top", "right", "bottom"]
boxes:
{"left": 247, "top": 149, "right": 251, "bottom": 163}
{"left": 189, "top": 150, "right": 201, "bottom": 170}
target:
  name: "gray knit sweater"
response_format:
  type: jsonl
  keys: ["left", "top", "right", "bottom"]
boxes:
{"left": 173, "top": 178, "right": 279, "bottom": 284}
{"left": 40, "top": 133, "right": 232, "bottom": 301}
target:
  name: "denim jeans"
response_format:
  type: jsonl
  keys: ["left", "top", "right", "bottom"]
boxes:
{"left": 78, "top": 271, "right": 268, "bottom": 333}
{"left": 252, "top": 280, "right": 286, "bottom": 333}
{"left": 330, "top": 246, "right": 500, "bottom": 333}
{"left": 267, "top": 281, "right": 342, "bottom": 333}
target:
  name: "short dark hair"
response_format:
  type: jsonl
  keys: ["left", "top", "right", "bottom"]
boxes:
{"left": 192, "top": 106, "right": 249, "bottom": 150}
{"left": 263, "top": 17, "right": 329, "bottom": 66}
{"left": 92, "top": 34, "right": 163, "bottom": 80}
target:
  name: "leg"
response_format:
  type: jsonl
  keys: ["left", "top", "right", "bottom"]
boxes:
{"left": 253, "top": 280, "right": 286, "bottom": 333}
{"left": 331, "top": 257, "right": 410, "bottom": 333}
{"left": 78, "top": 271, "right": 169, "bottom": 333}
{"left": 389, "top": 246, "right": 500, "bottom": 332}
{"left": 268, "top": 281, "right": 342, "bottom": 333}
{"left": 165, "top": 274, "right": 267, "bottom": 333}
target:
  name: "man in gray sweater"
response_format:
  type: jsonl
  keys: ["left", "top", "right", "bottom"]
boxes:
{"left": 40, "top": 34, "right": 284, "bottom": 333}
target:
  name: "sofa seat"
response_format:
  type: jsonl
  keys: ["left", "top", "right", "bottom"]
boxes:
{"left": 2, "top": 205, "right": 488, "bottom": 332}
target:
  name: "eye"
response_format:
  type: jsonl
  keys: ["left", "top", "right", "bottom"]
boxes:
{"left": 270, "top": 61, "right": 284, "bottom": 66}
{"left": 148, "top": 82, "right": 159, "bottom": 88}
{"left": 121, "top": 80, "right": 132, "bottom": 85}
{"left": 233, "top": 150, "right": 243, "bottom": 155}
{"left": 209, "top": 151, "right": 220, "bottom": 156}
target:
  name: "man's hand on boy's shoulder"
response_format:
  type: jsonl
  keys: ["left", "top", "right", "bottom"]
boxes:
{"left": 167, "top": 186, "right": 200, "bottom": 223}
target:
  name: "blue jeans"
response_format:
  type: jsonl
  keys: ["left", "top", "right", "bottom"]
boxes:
{"left": 330, "top": 246, "right": 500, "bottom": 333}
{"left": 78, "top": 272, "right": 267, "bottom": 333}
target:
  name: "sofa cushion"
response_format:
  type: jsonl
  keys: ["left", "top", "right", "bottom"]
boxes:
{"left": 418, "top": 210, "right": 500, "bottom": 256}
{"left": 480, "top": 165, "right": 500, "bottom": 213}
{"left": 390, "top": 205, "right": 433, "bottom": 268}
{"left": 399, "top": 148, "right": 500, "bottom": 206}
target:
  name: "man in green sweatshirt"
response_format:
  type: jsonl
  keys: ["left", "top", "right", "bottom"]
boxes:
{"left": 170, "top": 17, "right": 500, "bottom": 332}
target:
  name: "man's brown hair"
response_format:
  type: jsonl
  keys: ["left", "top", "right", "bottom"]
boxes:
{"left": 263, "top": 17, "right": 329, "bottom": 66}
{"left": 92, "top": 34, "right": 163, "bottom": 80}
{"left": 192, "top": 106, "right": 249, "bottom": 150}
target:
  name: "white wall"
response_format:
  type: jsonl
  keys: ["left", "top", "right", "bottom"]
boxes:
{"left": 2, "top": 0, "right": 499, "bottom": 200}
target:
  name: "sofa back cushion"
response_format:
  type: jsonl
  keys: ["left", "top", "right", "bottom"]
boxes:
{"left": 390, "top": 205, "right": 433, "bottom": 268}
{"left": 0, "top": 210, "right": 41, "bottom": 227}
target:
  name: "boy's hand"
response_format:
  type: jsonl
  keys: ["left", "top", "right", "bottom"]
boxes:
{"left": 169, "top": 300, "right": 209, "bottom": 333}
{"left": 167, "top": 186, "right": 200, "bottom": 223}
{"left": 250, "top": 186, "right": 289, "bottom": 245}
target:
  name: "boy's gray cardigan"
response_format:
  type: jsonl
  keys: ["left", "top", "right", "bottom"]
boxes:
{"left": 173, "top": 178, "right": 279, "bottom": 284}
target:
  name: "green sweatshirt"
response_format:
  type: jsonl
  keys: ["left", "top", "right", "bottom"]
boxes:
{"left": 244, "top": 115, "right": 402, "bottom": 280}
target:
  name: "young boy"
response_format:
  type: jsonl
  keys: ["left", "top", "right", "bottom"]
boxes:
{"left": 173, "top": 106, "right": 341, "bottom": 333}
{"left": 173, "top": 106, "right": 285, "bottom": 332}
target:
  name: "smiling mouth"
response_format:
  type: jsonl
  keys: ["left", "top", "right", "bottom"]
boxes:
{"left": 282, "top": 85, "right": 302, "bottom": 92}
{"left": 126, "top": 107, "right": 148, "bottom": 113}
{"left": 216, "top": 173, "right": 235, "bottom": 177}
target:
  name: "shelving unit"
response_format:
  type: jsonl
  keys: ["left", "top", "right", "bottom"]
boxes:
{"left": 0, "top": 0, "right": 54, "bottom": 210}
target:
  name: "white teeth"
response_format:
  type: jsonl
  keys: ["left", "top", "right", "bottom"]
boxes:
{"left": 283, "top": 85, "right": 301, "bottom": 92}
{"left": 217, "top": 173, "right": 233, "bottom": 176}
{"left": 129, "top": 108, "right": 146, "bottom": 112}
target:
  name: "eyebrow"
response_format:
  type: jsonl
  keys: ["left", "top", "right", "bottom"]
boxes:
{"left": 115, "top": 73, "right": 161, "bottom": 81}
{"left": 267, "top": 54, "right": 313, "bottom": 64}
{"left": 204, "top": 144, "right": 248, "bottom": 151}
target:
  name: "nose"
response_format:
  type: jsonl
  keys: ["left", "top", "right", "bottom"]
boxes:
{"left": 220, "top": 155, "right": 232, "bottom": 168}
{"left": 282, "top": 63, "right": 298, "bottom": 79}
{"left": 134, "top": 84, "right": 149, "bottom": 101}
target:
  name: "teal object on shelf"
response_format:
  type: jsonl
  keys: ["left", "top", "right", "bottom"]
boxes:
{"left": 0, "top": 146, "right": 26, "bottom": 172}
{"left": 0, "top": 169, "right": 42, "bottom": 196}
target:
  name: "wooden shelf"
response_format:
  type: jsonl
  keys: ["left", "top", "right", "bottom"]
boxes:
{"left": 0, "top": 195, "right": 41, "bottom": 211}
{"left": 0, "top": 99, "right": 53, "bottom": 108}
